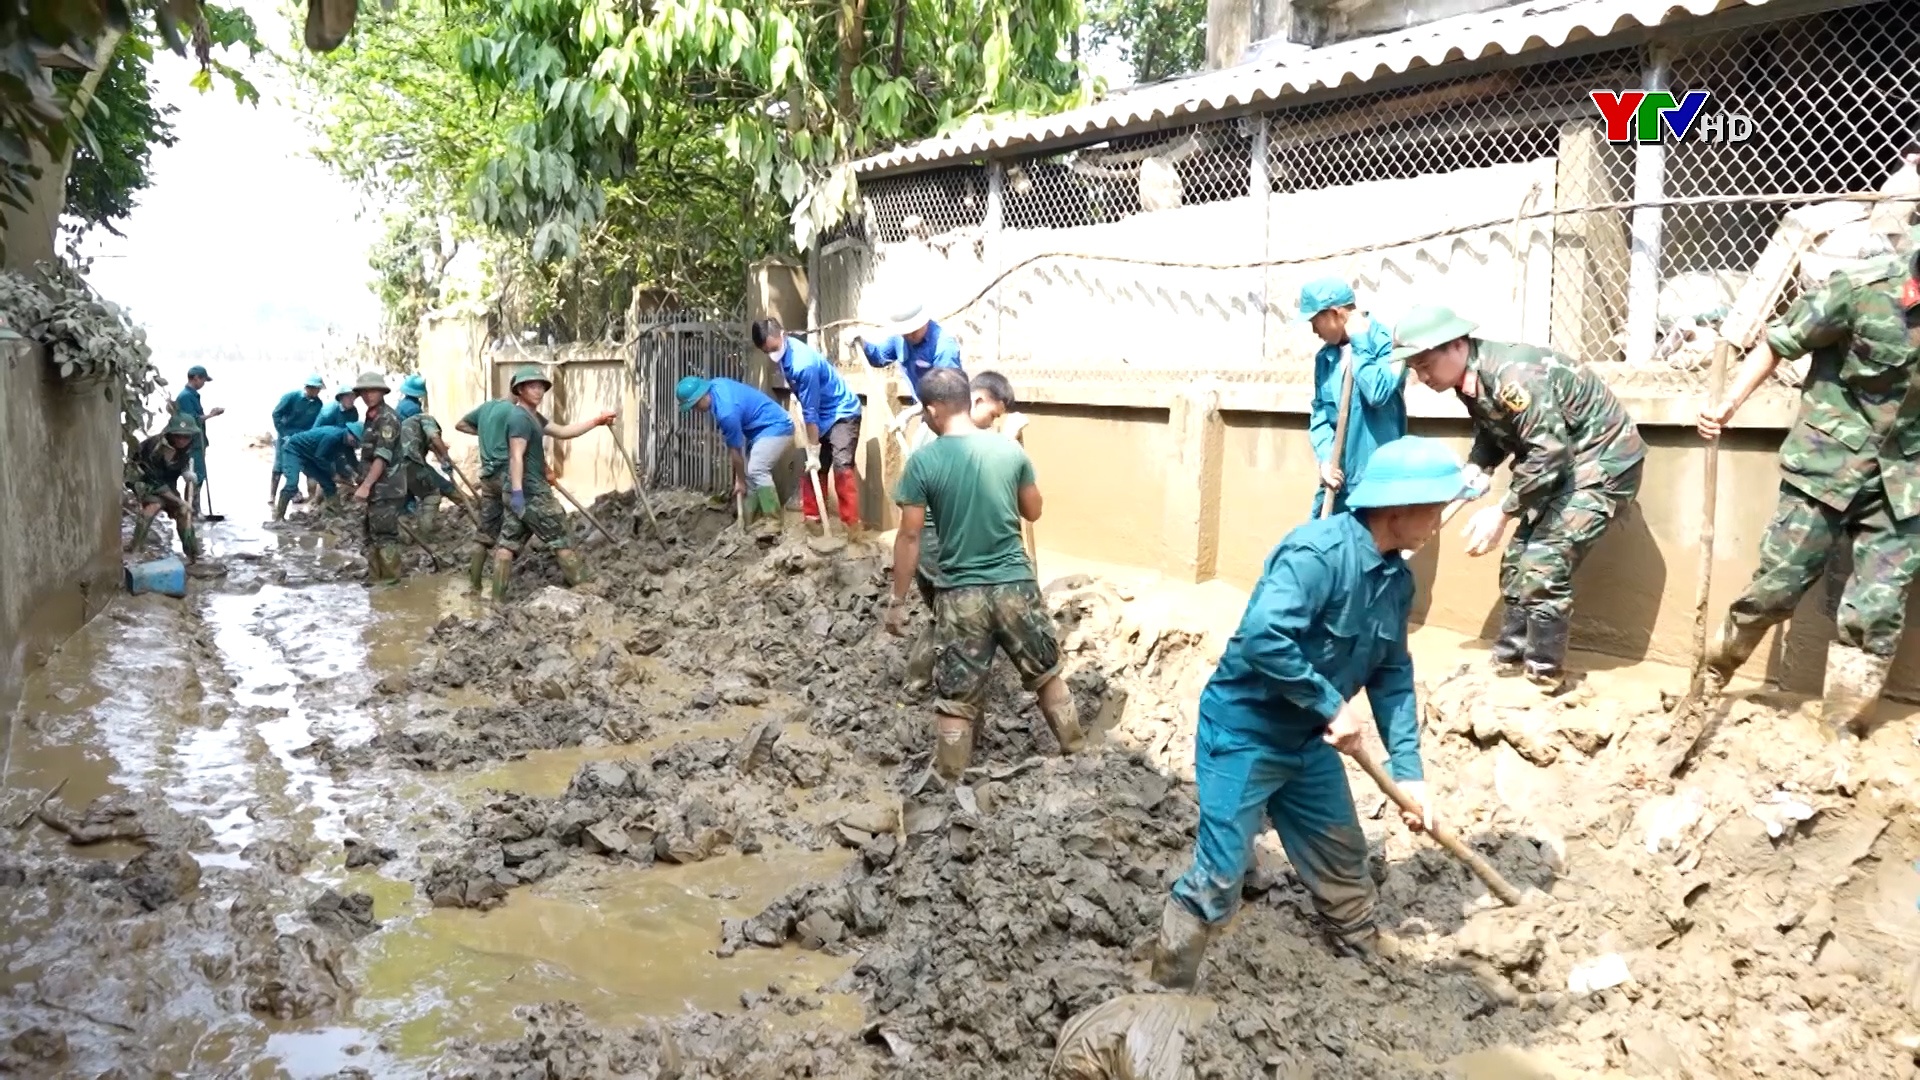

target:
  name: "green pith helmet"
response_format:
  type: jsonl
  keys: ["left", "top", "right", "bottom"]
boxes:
{"left": 353, "top": 370, "right": 390, "bottom": 392}
{"left": 163, "top": 413, "right": 200, "bottom": 438}
{"left": 510, "top": 364, "right": 551, "bottom": 393}
{"left": 1388, "top": 305, "right": 1480, "bottom": 363}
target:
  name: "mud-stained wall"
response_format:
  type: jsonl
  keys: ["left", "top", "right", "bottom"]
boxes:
{"left": 0, "top": 342, "right": 122, "bottom": 717}
{"left": 1016, "top": 405, "right": 1173, "bottom": 571}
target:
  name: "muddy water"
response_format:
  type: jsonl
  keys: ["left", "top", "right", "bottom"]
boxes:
{"left": 1, "top": 497, "right": 858, "bottom": 1074}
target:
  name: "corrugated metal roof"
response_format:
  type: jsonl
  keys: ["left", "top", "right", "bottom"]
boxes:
{"left": 851, "top": 0, "right": 1775, "bottom": 176}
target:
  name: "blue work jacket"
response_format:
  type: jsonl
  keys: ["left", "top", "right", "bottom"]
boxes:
{"left": 778, "top": 336, "right": 863, "bottom": 431}
{"left": 272, "top": 390, "right": 323, "bottom": 437}
{"left": 708, "top": 377, "right": 795, "bottom": 450}
{"left": 316, "top": 401, "right": 358, "bottom": 430}
{"left": 1199, "top": 513, "right": 1424, "bottom": 781}
{"left": 175, "top": 386, "right": 207, "bottom": 445}
{"left": 1308, "top": 315, "right": 1407, "bottom": 484}
{"left": 860, "top": 320, "right": 964, "bottom": 401}
{"left": 397, "top": 396, "right": 424, "bottom": 421}
{"left": 285, "top": 425, "right": 357, "bottom": 474}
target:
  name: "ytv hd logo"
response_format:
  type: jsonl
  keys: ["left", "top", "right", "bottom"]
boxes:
{"left": 1590, "top": 90, "right": 1753, "bottom": 144}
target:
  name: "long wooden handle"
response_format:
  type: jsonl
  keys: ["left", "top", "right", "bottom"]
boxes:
{"left": 1320, "top": 358, "right": 1357, "bottom": 519}
{"left": 399, "top": 521, "right": 449, "bottom": 569}
{"left": 1351, "top": 750, "right": 1523, "bottom": 907}
{"left": 552, "top": 479, "right": 623, "bottom": 547}
{"left": 606, "top": 418, "right": 662, "bottom": 539}
{"left": 454, "top": 463, "right": 544, "bottom": 551}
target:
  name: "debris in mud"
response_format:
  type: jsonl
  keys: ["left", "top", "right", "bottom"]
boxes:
{"left": 307, "top": 889, "right": 381, "bottom": 938}
{"left": 120, "top": 849, "right": 202, "bottom": 910}
{"left": 343, "top": 837, "right": 397, "bottom": 868}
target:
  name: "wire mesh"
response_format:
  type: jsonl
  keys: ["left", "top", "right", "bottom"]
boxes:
{"left": 819, "top": 0, "right": 1920, "bottom": 399}
{"left": 634, "top": 309, "right": 750, "bottom": 495}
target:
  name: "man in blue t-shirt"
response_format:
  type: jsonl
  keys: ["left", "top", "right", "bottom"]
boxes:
{"left": 676, "top": 376, "right": 794, "bottom": 532}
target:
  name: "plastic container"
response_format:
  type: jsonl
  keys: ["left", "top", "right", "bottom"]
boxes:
{"left": 125, "top": 555, "right": 188, "bottom": 598}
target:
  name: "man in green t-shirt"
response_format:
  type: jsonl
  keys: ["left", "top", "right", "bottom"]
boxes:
{"left": 456, "top": 365, "right": 615, "bottom": 599}
{"left": 887, "top": 367, "right": 1081, "bottom": 780}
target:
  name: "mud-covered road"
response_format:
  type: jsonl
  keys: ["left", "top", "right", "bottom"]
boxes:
{"left": 5, "top": 480, "right": 1920, "bottom": 1078}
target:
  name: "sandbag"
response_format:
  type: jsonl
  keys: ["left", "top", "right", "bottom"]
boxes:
{"left": 1050, "top": 993, "right": 1218, "bottom": 1080}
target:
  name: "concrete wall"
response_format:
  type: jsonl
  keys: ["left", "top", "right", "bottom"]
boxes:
{"left": 0, "top": 342, "right": 123, "bottom": 717}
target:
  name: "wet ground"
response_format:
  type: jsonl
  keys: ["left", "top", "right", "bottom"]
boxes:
{"left": 6, "top": 461, "right": 1920, "bottom": 1078}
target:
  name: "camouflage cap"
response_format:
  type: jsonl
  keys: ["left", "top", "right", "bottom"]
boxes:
{"left": 353, "top": 370, "right": 390, "bottom": 392}
{"left": 163, "top": 413, "right": 200, "bottom": 438}
{"left": 510, "top": 364, "right": 551, "bottom": 393}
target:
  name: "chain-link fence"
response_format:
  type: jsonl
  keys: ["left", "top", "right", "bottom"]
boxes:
{"left": 821, "top": 0, "right": 1920, "bottom": 399}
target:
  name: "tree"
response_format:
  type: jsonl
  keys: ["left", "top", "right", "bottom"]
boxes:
{"left": 62, "top": 33, "right": 176, "bottom": 239}
{"left": 456, "top": 0, "right": 1100, "bottom": 252}
{"left": 1085, "top": 0, "right": 1205, "bottom": 85}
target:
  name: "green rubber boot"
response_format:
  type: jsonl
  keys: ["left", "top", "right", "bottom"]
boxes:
{"left": 1149, "top": 899, "right": 1215, "bottom": 990}
{"left": 467, "top": 548, "right": 488, "bottom": 594}
{"left": 129, "top": 514, "right": 154, "bottom": 555}
{"left": 490, "top": 550, "right": 513, "bottom": 602}
{"left": 273, "top": 491, "right": 293, "bottom": 522}
{"left": 378, "top": 544, "right": 404, "bottom": 585}
{"left": 554, "top": 549, "right": 591, "bottom": 587}
{"left": 179, "top": 525, "right": 200, "bottom": 563}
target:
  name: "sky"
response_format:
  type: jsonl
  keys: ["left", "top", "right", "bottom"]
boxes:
{"left": 80, "top": 0, "right": 382, "bottom": 426}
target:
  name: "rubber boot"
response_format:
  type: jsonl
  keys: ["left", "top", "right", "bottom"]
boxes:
{"left": 750, "top": 486, "right": 781, "bottom": 536}
{"left": 1037, "top": 678, "right": 1085, "bottom": 753}
{"left": 904, "top": 627, "right": 937, "bottom": 697}
{"left": 467, "top": 548, "right": 488, "bottom": 594}
{"left": 1333, "top": 924, "right": 1403, "bottom": 962}
{"left": 1524, "top": 610, "right": 1570, "bottom": 692}
{"left": 273, "top": 491, "right": 293, "bottom": 522}
{"left": 420, "top": 493, "right": 443, "bottom": 532}
{"left": 1149, "top": 898, "right": 1214, "bottom": 990}
{"left": 933, "top": 715, "right": 974, "bottom": 781}
{"left": 490, "top": 551, "right": 513, "bottom": 602}
{"left": 129, "top": 514, "right": 154, "bottom": 555}
{"left": 179, "top": 525, "right": 200, "bottom": 563}
{"left": 1704, "top": 615, "right": 1771, "bottom": 692}
{"left": 1823, "top": 642, "right": 1890, "bottom": 740}
{"left": 833, "top": 468, "right": 862, "bottom": 532}
{"left": 799, "top": 471, "right": 823, "bottom": 523}
{"left": 554, "top": 548, "right": 591, "bottom": 587}
{"left": 1489, "top": 601, "right": 1527, "bottom": 675}
{"left": 379, "top": 544, "right": 404, "bottom": 585}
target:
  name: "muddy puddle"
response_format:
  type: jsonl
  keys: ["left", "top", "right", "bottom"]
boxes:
{"left": 0, "top": 488, "right": 874, "bottom": 1077}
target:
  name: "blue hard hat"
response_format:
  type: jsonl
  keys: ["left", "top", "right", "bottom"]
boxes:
{"left": 1297, "top": 277, "right": 1357, "bottom": 321}
{"left": 304, "top": 374, "right": 326, "bottom": 389}
{"left": 186, "top": 364, "right": 211, "bottom": 380}
{"left": 1345, "top": 436, "right": 1467, "bottom": 510}
{"left": 345, "top": 421, "right": 365, "bottom": 441}
{"left": 675, "top": 376, "right": 712, "bottom": 412}
{"left": 402, "top": 374, "right": 428, "bottom": 397}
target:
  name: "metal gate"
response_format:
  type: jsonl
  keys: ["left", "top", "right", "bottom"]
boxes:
{"left": 635, "top": 310, "right": 749, "bottom": 494}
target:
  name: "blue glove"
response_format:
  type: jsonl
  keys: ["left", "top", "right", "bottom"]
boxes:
{"left": 509, "top": 488, "right": 526, "bottom": 514}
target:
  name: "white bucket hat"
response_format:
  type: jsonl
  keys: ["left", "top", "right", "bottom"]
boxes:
{"left": 878, "top": 301, "right": 930, "bottom": 340}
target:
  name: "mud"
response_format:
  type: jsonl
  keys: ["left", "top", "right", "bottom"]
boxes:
{"left": 16, "top": 471, "right": 1920, "bottom": 1077}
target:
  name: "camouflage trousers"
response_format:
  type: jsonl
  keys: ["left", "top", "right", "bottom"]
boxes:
{"left": 471, "top": 474, "right": 571, "bottom": 555}
{"left": 1727, "top": 480, "right": 1920, "bottom": 658}
{"left": 363, "top": 495, "right": 406, "bottom": 545}
{"left": 1500, "top": 461, "right": 1643, "bottom": 620}
{"left": 931, "top": 581, "right": 1062, "bottom": 722}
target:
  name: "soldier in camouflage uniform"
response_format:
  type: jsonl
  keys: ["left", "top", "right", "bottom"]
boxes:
{"left": 1695, "top": 229, "right": 1920, "bottom": 743}
{"left": 351, "top": 371, "right": 408, "bottom": 585}
{"left": 1391, "top": 306, "right": 1646, "bottom": 690}
{"left": 128, "top": 413, "right": 204, "bottom": 563}
{"left": 462, "top": 365, "right": 616, "bottom": 600}
{"left": 399, "top": 404, "right": 462, "bottom": 533}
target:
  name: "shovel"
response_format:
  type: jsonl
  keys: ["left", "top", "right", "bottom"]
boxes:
{"left": 1351, "top": 749, "right": 1523, "bottom": 907}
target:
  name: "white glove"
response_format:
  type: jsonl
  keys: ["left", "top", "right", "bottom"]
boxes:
{"left": 1460, "top": 465, "right": 1491, "bottom": 500}
{"left": 802, "top": 444, "right": 822, "bottom": 471}
{"left": 1397, "top": 780, "right": 1434, "bottom": 833}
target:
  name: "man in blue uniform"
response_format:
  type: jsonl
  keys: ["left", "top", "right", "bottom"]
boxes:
{"left": 750, "top": 317, "right": 864, "bottom": 531}
{"left": 676, "top": 375, "right": 795, "bottom": 532}
{"left": 855, "top": 301, "right": 964, "bottom": 402}
{"left": 275, "top": 423, "right": 362, "bottom": 520}
{"left": 1303, "top": 278, "right": 1406, "bottom": 518}
{"left": 396, "top": 374, "right": 428, "bottom": 420}
{"left": 270, "top": 375, "right": 327, "bottom": 503}
{"left": 1153, "top": 436, "right": 1466, "bottom": 989}
{"left": 174, "top": 365, "right": 224, "bottom": 516}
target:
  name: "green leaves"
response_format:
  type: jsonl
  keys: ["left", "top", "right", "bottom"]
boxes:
{"left": 0, "top": 259, "right": 161, "bottom": 452}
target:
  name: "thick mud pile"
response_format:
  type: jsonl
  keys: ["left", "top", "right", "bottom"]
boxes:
{"left": 69, "top": 485, "right": 1920, "bottom": 1077}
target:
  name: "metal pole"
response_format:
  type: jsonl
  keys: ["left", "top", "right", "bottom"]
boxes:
{"left": 1625, "top": 45, "right": 1669, "bottom": 366}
